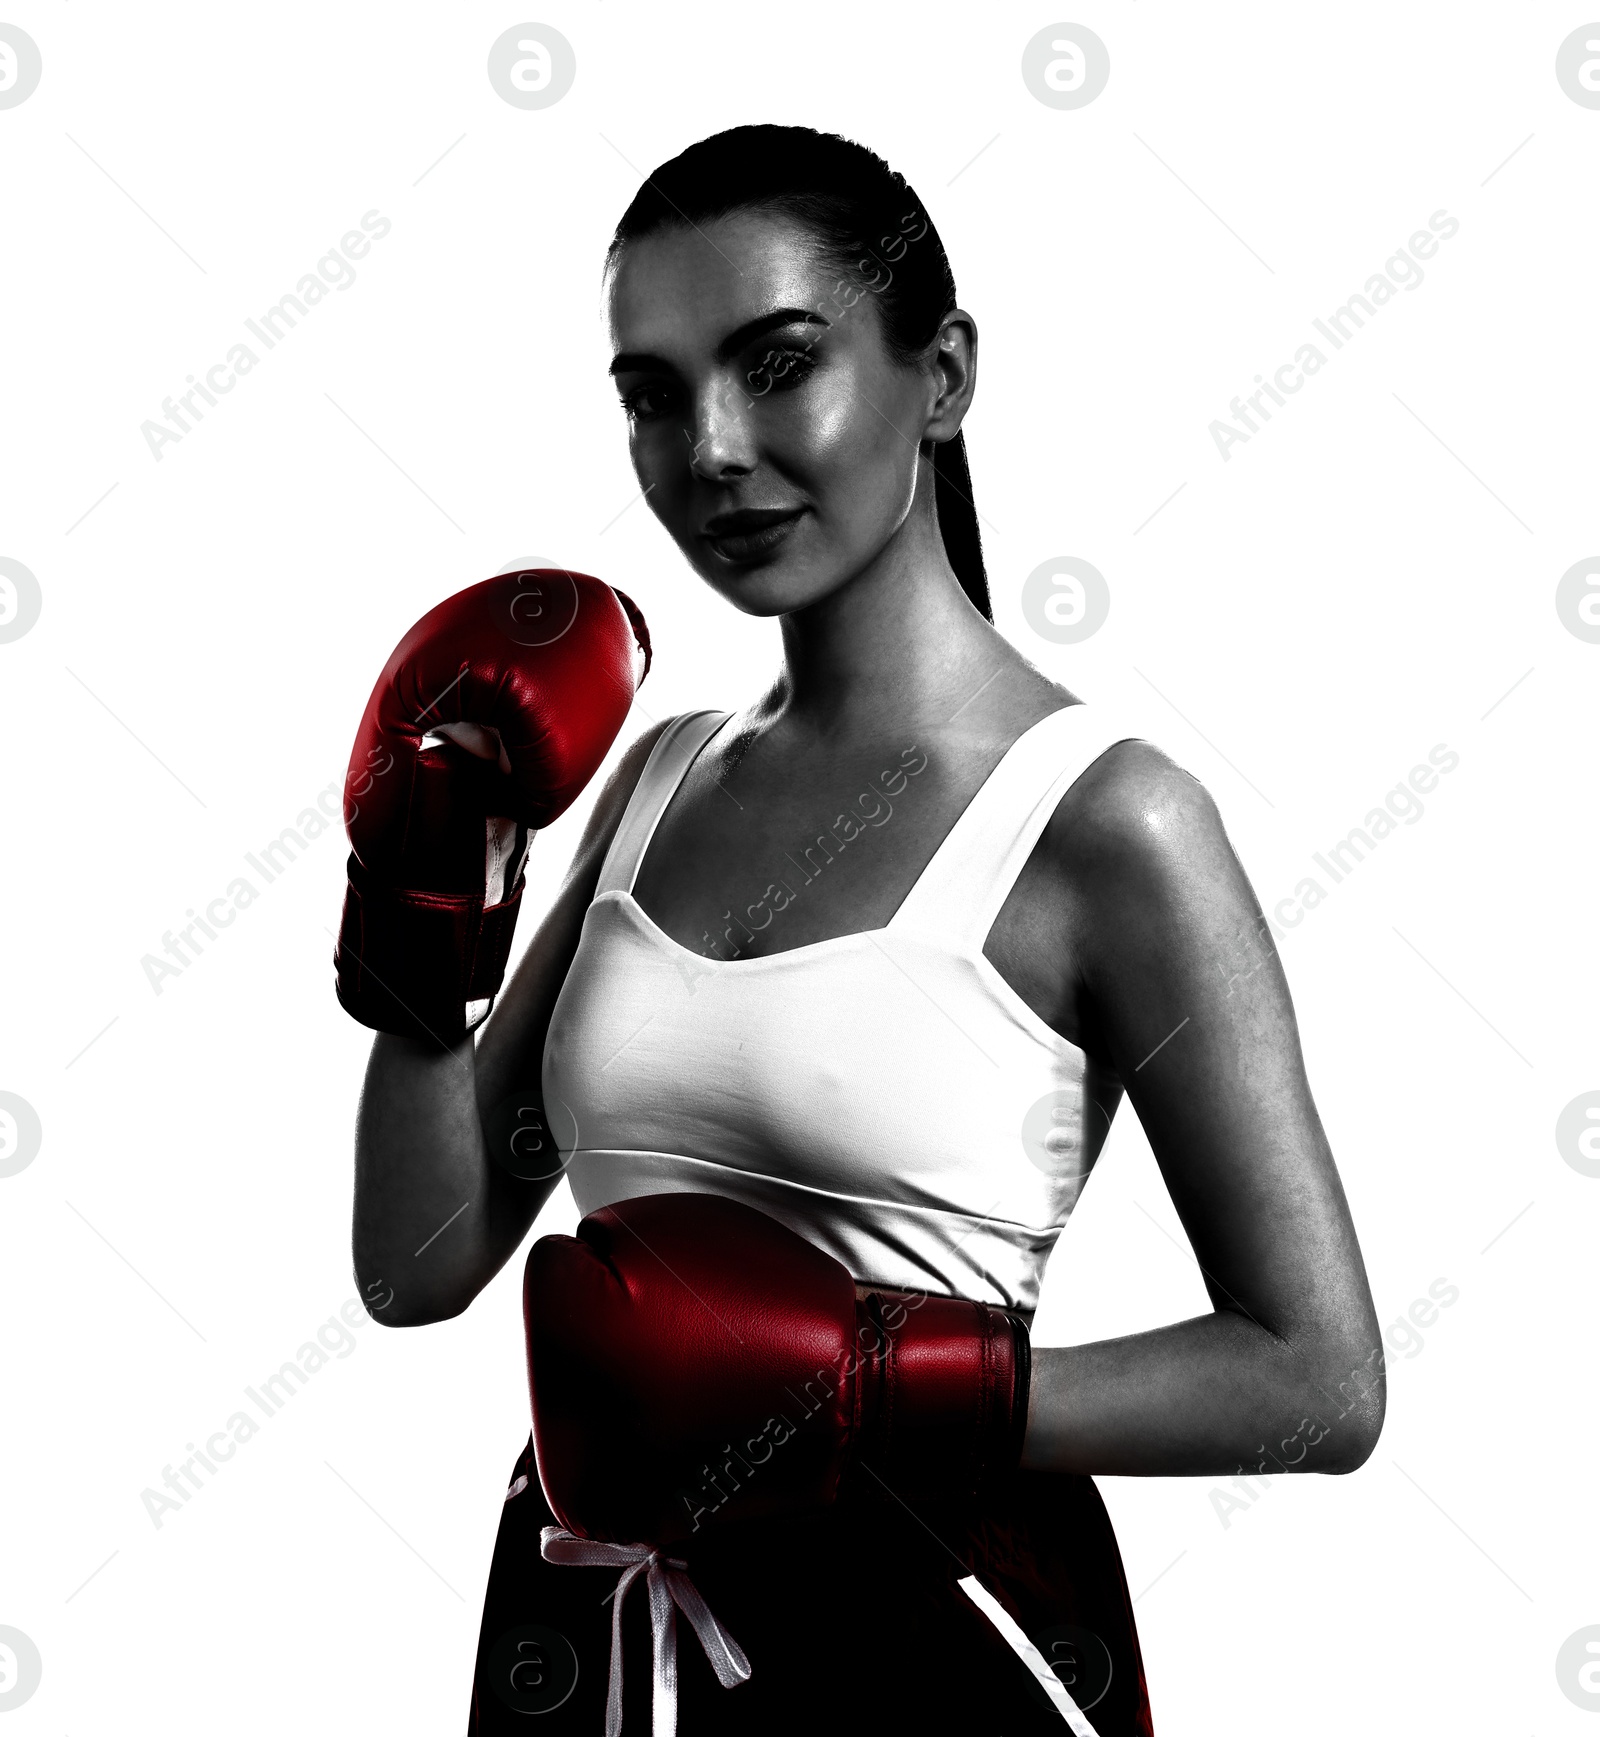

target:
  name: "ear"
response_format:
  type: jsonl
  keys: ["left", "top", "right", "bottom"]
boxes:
{"left": 925, "top": 310, "right": 977, "bottom": 443}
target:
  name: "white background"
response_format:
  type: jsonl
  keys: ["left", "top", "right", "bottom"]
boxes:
{"left": 3, "top": 3, "right": 1596, "bottom": 1731}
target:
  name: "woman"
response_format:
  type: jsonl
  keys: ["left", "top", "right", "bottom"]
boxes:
{"left": 350, "top": 125, "right": 1384, "bottom": 1735}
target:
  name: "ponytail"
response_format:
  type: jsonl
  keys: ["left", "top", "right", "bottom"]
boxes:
{"left": 932, "top": 432, "right": 990, "bottom": 621}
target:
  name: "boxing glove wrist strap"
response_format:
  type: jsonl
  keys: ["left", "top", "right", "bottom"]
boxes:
{"left": 852, "top": 1289, "right": 1031, "bottom": 1498}
{"left": 334, "top": 851, "right": 526, "bottom": 1044}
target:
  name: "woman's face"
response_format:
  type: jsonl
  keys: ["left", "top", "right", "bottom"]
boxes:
{"left": 606, "top": 210, "right": 963, "bottom": 616}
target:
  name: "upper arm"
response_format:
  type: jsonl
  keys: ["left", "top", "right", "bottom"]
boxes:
{"left": 1065, "top": 742, "right": 1380, "bottom": 1375}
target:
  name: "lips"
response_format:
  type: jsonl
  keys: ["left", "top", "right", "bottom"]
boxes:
{"left": 701, "top": 506, "right": 805, "bottom": 563}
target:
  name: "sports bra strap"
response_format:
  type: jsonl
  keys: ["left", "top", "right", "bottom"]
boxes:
{"left": 593, "top": 709, "right": 729, "bottom": 899}
{"left": 890, "top": 705, "right": 1147, "bottom": 954}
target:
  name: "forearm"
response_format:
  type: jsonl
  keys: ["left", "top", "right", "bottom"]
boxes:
{"left": 352, "top": 1030, "right": 551, "bottom": 1324}
{"left": 1020, "top": 1308, "right": 1385, "bottom": 1478}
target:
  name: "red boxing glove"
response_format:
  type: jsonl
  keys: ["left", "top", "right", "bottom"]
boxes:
{"left": 334, "top": 569, "right": 651, "bottom": 1043}
{"left": 524, "top": 1193, "right": 1029, "bottom": 1550}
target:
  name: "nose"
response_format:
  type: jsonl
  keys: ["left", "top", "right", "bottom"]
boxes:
{"left": 686, "top": 374, "right": 758, "bottom": 482}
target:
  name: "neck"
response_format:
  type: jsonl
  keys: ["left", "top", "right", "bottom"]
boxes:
{"left": 769, "top": 465, "right": 1010, "bottom": 741}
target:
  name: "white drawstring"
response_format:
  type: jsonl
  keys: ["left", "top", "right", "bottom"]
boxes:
{"left": 539, "top": 1526, "right": 751, "bottom": 1736}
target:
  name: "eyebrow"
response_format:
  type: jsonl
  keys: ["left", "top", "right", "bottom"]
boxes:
{"left": 609, "top": 307, "right": 829, "bottom": 376}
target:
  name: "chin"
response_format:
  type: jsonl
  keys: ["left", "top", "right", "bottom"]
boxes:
{"left": 691, "top": 552, "right": 849, "bottom": 619}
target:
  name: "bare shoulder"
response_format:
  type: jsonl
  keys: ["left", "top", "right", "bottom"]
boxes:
{"left": 1054, "top": 735, "right": 1231, "bottom": 871}
{"left": 1011, "top": 729, "right": 1291, "bottom": 1090}
{"left": 1039, "top": 734, "right": 1254, "bottom": 952}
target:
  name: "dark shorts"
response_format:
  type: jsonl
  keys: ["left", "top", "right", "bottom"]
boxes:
{"left": 469, "top": 1436, "right": 1154, "bottom": 1735}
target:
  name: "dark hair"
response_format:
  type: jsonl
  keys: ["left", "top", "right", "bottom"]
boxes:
{"left": 605, "top": 124, "right": 991, "bottom": 622}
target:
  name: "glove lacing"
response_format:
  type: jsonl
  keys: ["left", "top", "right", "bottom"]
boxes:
{"left": 539, "top": 1527, "right": 750, "bottom": 1736}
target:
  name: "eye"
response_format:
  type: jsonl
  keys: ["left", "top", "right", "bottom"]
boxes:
{"left": 745, "top": 347, "right": 818, "bottom": 398}
{"left": 618, "top": 381, "right": 676, "bottom": 422}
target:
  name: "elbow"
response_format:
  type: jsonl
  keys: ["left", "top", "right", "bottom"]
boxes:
{"left": 368, "top": 1300, "right": 444, "bottom": 1329}
{"left": 355, "top": 1274, "right": 474, "bottom": 1329}
{"left": 367, "top": 1297, "right": 471, "bottom": 1329}
{"left": 1310, "top": 1345, "right": 1387, "bottom": 1474}
{"left": 1321, "top": 1414, "right": 1382, "bottom": 1473}
{"left": 1264, "top": 1321, "right": 1387, "bottom": 1473}
{"left": 1327, "top": 1388, "right": 1385, "bottom": 1472}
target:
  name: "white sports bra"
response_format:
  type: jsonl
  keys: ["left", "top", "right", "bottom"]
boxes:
{"left": 541, "top": 703, "right": 1153, "bottom": 1313}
